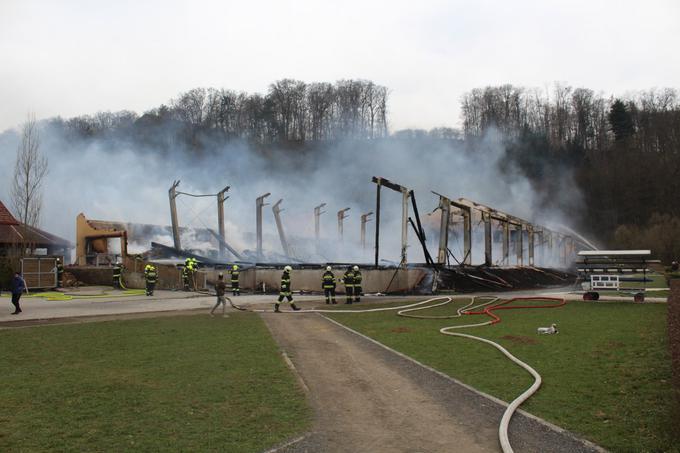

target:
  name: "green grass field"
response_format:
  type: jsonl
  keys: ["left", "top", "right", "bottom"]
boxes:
{"left": 0, "top": 313, "right": 311, "bottom": 452}
{"left": 328, "top": 298, "right": 679, "bottom": 452}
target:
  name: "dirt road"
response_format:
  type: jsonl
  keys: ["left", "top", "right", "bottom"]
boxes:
{"left": 262, "top": 312, "right": 602, "bottom": 453}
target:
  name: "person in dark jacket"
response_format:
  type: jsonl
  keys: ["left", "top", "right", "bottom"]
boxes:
{"left": 352, "top": 265, "right": 363, "bottom": 302}
{"left": 274, "top": 266, "right": 301, "bottom": 313}
{"left": 112, "top": 262, "right": 124, "bottom": 289}
{"left": 211, "top": 273, "right": 228, "bottom": 317}
{"left": 322, "top": 266, "right": 337, "bottom": 304}
{"left": 342, "top": 266, "right": 354, "bottom": 304}
{"left": 230, "top": 264, "right": 240, "bottom": 296}
{"left": 144, "top": 264, "right": 158, "bottom": 296}
{"left": 182, "top": 265, "right": 191, "bottom": 291}
{"left": 10, "top": 272, "right": 27, "bottom": 315}
{"left": 55, "top": 258, "right": 64, "bottom": 287}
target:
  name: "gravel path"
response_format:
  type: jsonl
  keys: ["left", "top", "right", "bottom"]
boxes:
{"left": 262, "top": 311, "right": 604, "bottom": 453}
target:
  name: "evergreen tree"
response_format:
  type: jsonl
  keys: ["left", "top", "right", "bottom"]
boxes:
{"left": 608, "top": 99, "right": 635, "bottom": 141}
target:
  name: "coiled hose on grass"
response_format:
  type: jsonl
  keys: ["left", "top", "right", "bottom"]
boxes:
{"left": 232, "top": 295, "right": 565, "bottom": 453}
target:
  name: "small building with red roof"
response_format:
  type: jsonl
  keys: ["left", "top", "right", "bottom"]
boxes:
{"left": 0, "top": 200, "right": 72, "bottom": 257}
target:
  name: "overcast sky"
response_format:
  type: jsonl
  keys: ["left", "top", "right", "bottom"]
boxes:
{"left": 1, "top": 0, "right": 679, "bottom": 133}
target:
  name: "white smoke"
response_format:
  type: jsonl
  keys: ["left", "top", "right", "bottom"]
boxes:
{"left": 0, "top": 123, "right": 583, "bottom": 265}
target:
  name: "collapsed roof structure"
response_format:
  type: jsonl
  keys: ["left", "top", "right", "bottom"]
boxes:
{"left": 0, "top": 200, "right": 71, "bottom": 256}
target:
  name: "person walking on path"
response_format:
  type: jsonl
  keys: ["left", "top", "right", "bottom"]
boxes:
{"left": 10, "top": 272, "right": 27, "bottom": 315}
{"left": 210, "top": 273, "right": 229, "bottom": 317}
{"left": 275, "top": 266, "right": 301, "bottom": 313}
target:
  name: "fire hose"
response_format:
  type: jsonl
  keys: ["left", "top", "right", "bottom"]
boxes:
{"left": 16, "top": 289, "right": 147, "bottom": 301}
{"left": 225, "top": 294, "right": 565, "bottom": 452}
{"left": 437, "top": 296, "right": 565, "bottom": 453}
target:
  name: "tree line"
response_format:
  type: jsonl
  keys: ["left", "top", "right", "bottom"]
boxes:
{"left": 51, "top": 79, "right": 388, "bottom": 148}
{"left": 25, "top": 80, "right": 680, "bottom": 261}
{"left": 461, "top": 84, "right": 680, "bottom": 262}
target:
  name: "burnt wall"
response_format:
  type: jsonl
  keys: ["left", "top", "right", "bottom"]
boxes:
{"left": 67, "top": 266, "right": 113, "bottom": 286}
{"left": 66, "top": 263, "right": 426, "bottom": 294}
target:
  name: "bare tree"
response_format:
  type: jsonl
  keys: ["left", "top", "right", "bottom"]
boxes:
{"left": 11, "top": 115, "right": 48, "bottom": 240}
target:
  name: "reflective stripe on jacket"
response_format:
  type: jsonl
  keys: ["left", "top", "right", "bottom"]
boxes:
{"left": 343, "top": 271, "right": 354, "bottom": 286}
{"left": 322, "top": 271, "right": 336, "bottom": 289}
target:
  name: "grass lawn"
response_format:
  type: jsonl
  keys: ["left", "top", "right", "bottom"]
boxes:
{"left": 0, "top": 313, "right": 311, "bottom": 452}
{"left": 328, "top": 298, "right": 679, "bottom": 452}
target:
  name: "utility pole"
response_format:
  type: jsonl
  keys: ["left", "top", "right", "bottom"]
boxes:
{"left": 314, "top": 203, "right": 326, "bottom": 254}
{"left": 374, "top": 180, "right": 382, "bottom": 267}
{"left": 483, "top": 212, "right": 492, "bottom": 267}
{"left": 437, "top": 197, "right": 450, "bottom": 264}
{"left": 400, "top": 187, "right": 410, "bottom": 265}
{"left": 360, "top": 212, "right": 373, "bottom": 250}
{"left": 272, "top": 199, "right": 291, "bottom": 258}
{"left": 169, "top": 180, "right": 181, "bottom": 251}
{"left": 256, "top": 193, "right": 271, "bottom": 261}
{"left": 516, "top": 224, "right": 524, "bottom": 266}
{"left": 337, "top": 208, "right": 350, "bottom": 242}
{"left": 216, "top": 185, "right": 230, "bottom": 259}
{"left": 502, "top": 220, "right": 510, "bottom": 266}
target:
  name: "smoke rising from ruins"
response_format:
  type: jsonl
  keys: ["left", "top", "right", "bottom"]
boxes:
{"left": 0, "top": 121, "right": 584, "bottom": 265}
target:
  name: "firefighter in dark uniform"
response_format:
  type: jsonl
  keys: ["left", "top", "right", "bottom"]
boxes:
{"left": 144, "top": 264, "right": 158, "bottom": 296}
{"left": 182, "top": 264, "right": 191, "bottom": 291}
{"left": 352, "top": 265, "right": 362, "bottom": 302}
{"left": 55, "top": 258, "right": 64, "bottom": 287}
{"left": 342, "top": 266, "right": 354, "bottom": 304}
{"left": 322, "top": 266, "right": 337, "bottom": 304}
{"left": 275, "top": 266, "right": 301, "bottom": 313}
{"left": 113, "top": 262, "right": 123, "bottom": 289}
{"left": 230, "top": 264, "right": 240, "bottom": 296}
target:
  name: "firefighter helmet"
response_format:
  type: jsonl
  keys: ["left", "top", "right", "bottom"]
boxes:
{"left": 353, "top": 265, "right": 359, "bottom": 271}
{"left": 232, "top": 264, "right": 238, "bottom": 270}
{"left": 326, "top": 266, "right": 332, "bottom": 271}
{"left": 284, "top": 265, "right": 292, "bottom": 273}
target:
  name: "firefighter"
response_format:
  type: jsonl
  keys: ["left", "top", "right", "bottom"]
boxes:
{"left": 322, "top": 266, "right": 337, "bottom": 304}
{"left": 275, "top": 266, "right": 300, "bottom": 313}
{"left": 353, "top": 265, "right": 362, "bottom": 302}
{"left": 190, "top": 258, "right": 200, "bottom": 290}
{"left": 144, "top": 264, "right": 158, "bottom": 296}
{"left": 184, "top": 258, "right": 197, "bottom": 290}
{"left": 342, "top": 265, "right": 354, "bottom": 304}
{"left": 230, "top": 264, "right": 240, "bottom": 296}
{"left": 112, "top": 261, "right": 123, "bottom": 289}
{"left": 182, "top": 264, "right": 191, "bottom": 291}
{"left": 55, "top": 258, "right": 64, "bottom": 287}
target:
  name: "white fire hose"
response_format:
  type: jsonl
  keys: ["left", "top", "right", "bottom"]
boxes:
{"left": 231, "top": 295, "right": 546, "bottom": 453}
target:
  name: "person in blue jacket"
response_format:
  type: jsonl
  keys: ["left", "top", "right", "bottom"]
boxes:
{"left": 10, "top": 272, "right": 27, "bottom": 315}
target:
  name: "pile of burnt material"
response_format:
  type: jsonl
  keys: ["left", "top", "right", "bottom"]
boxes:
{"left": 435, "top": 266, "right": 575, "bottom": 293}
